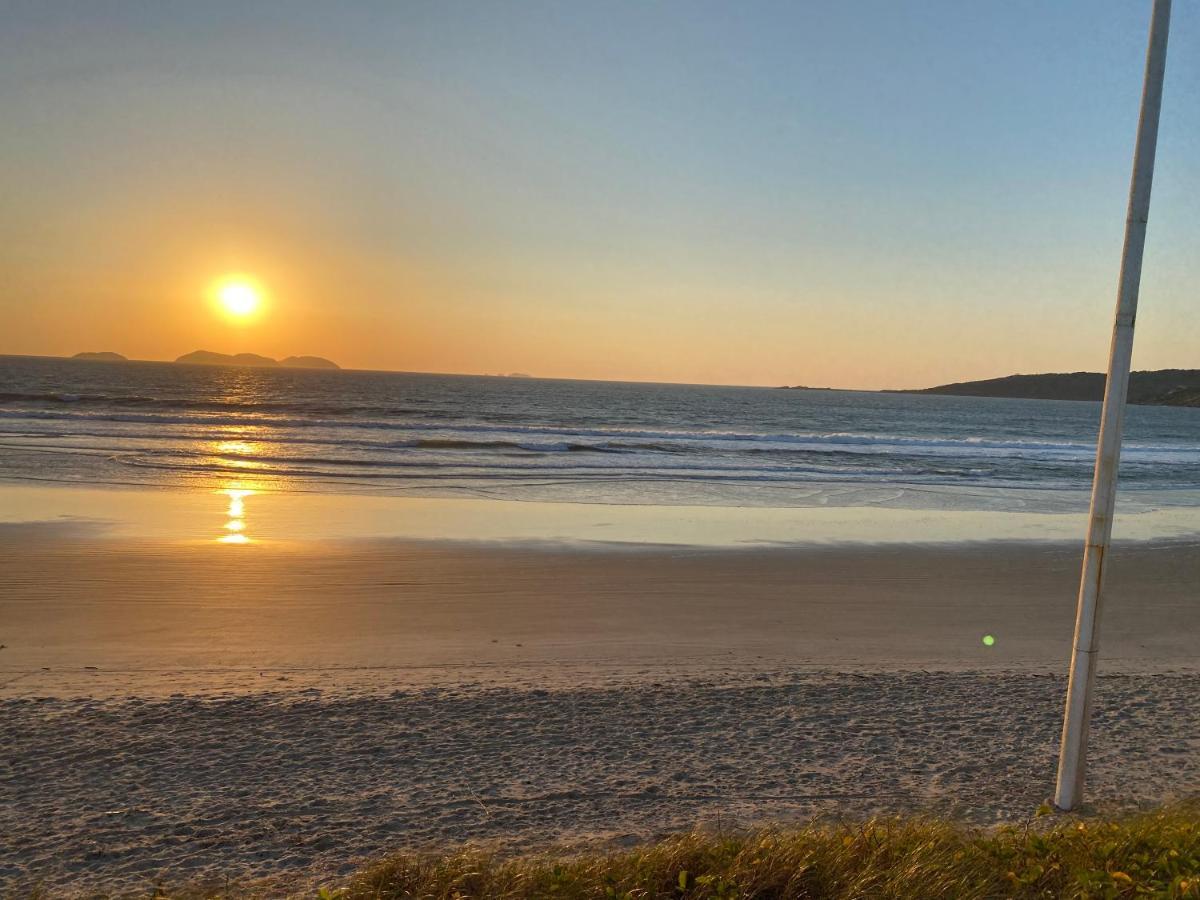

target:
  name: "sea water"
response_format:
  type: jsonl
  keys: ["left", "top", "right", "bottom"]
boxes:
{"left": 3, "top": 354, "right": 1200, "bottom": 515}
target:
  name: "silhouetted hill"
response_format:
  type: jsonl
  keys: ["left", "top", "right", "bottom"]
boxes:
{"left": 71, "top": 352, "right": 127, "bottom": 362}
{"left": 174, "top": 351, "right": 340, "bottom": 369}
{"left": 911, "top": 370, "right": 1200, "bottom": 407}
{"left": 279, "top": 356, "right": 340, "bottom": 370}
{"left": 175, "top": 351, "right": 278, "bottom": 367}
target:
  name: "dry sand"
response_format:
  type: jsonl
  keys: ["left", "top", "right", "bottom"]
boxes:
{"left": 6, "top": 672, "right": 1199, "bottom": 896}
{"left": 2, "top": 535, "right": 1199, "bottom": 894}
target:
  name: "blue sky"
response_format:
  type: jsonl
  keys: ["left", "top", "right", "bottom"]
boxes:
{"left": 1, "top": 1, "right": 1196, "bottom": 387}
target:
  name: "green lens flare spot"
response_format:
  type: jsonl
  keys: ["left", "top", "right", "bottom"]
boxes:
{"left": 982, "top": 634, "right": 996, "bottom": 647}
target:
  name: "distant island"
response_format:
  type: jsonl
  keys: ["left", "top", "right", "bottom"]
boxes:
{"left": 72, "top": 351, "right": 127, "bottom": 362}
{"left": 174, "top": 350, "right": 340, "bottom": 370}
{"left": 280, "top": 355, "right": 340, "bottom": 370}
{"left": 908, "top": 369, "right": 1200, "bottom": 408}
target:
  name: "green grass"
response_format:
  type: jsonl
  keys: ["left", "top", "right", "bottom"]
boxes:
{"left": 331, "top": 805, "right": 1200, "bottom": 900}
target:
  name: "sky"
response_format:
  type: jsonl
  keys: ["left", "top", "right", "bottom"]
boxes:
{"left": 1, "top": 1, "right": 1197, "bottom": 389}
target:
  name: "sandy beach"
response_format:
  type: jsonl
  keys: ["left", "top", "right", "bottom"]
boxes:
{"left": 3, "top": 503, "right": 1199, "bottom": 893}
{"left": 6, "top": 672, "right": 1199, "bottom": 895}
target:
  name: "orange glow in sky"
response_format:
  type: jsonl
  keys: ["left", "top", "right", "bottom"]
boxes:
{"left": 2, "top": 3, "right": 1198, "bottom": 389}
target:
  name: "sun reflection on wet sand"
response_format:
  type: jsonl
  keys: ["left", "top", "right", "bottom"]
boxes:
{"left": 217, "top": 488, "right": 255, "bottom": 544}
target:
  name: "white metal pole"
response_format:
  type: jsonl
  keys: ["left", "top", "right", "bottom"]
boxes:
{"left": 1054, "top": 0, "right": 1171, "bottom": 812}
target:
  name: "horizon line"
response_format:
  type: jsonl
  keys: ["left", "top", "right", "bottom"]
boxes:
{"left": 4, "top": 351, "right": 1196, "bottom": 395}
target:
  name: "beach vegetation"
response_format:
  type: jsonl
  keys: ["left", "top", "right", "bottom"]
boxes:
{"left": 328, "top": 804, "right": 1200, "bottom": 899}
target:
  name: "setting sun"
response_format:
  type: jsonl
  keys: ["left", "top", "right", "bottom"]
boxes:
{"left": 213, "top": 276, "right": 264, "bottom": 322}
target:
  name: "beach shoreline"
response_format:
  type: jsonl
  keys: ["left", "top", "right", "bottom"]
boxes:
{"left": 4, "top": 484, "right": 1199, "bottom": 892}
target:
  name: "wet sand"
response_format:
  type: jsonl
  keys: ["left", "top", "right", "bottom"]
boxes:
{"left": 3, "top": 533, "right": 1199, "bottom": 893}
{"left": 2, "top": 534, "right": 1199, "bottom": 697}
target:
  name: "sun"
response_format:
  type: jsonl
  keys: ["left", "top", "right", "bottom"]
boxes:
{"left": 212, "top": 275, "right": 265, "bottom": 322}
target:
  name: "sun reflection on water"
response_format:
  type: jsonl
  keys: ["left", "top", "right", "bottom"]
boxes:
{"left": 217, "top": 488, "right": 255, "bottom": 544}
{"left": 213, "top": 440, "right": 268, "bottom": 470}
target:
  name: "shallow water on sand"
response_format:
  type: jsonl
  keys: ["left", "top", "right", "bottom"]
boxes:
{"left": 6, "top": 481, "right": 1200, "bottom": 546}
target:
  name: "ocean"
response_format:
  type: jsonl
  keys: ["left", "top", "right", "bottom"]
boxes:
{"left": 3, "top": 354, "right": 1200, "bottom": 513}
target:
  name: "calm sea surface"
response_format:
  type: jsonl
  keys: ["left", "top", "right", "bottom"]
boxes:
{"left": 4, "top": 355, "right": 1200, "bottom": 512}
